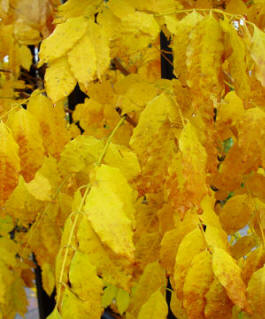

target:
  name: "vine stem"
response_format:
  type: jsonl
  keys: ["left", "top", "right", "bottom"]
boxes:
{"left": 96, "top": 115, "right": 126, "bottom": 165}
{"left": 56, "top": 115, "right": 126, "bottom": 309}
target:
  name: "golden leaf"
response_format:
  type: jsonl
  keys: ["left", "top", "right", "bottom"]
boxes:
{"left": 174, "top": 229, "right": 206, "bottom": 299}
{"left": 251, "top": 26, "right": 265, "bottom": 87}
{"left": 183, "top": 250, "right": 213, "bottom": 319}
{"left": 219, "top": 194, "right": 252, "bottom": 234}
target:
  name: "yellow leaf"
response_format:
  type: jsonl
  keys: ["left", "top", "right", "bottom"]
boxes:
{"left": 0, "top": 216, "right": 13, "bottom": 236}
{"left": 247, "top": 264, "right": 265, "bottom": 319}
{"left": 25, "top": 172, "right": 51, "bottom": 201}
{"left": 85, "top": 165, "right": 135, "bottom": 260}
{"left": 212, "top": 247, "right": 248, "bottom": 310}
{"left": 61, "top": 288, "right": 102, "bottom": 319}
{"left": 39, "top": 16, "right": 89, "bottom": 65}
{"left": 69, "top": 251, "right": 103, "bottom": 301}
{"left": 42, "top": 263, "right": 55, "bottom": 296}
{"left": 56, "top": 0, "right": 101, "bottom": 22}
{"left": 47, "top": 309, "right": 62, "bottom": 319}
{"left": 77, "top": 216, "right": 133, "bottom": 291}
{"left": 17, "top": 45, "right": 32, "bottom": 71}
{"left": 122, "top": 11, "right": 159, "bottom": 38}
{"left": 45, "top": 56, "right": 76, "bottom": 103}
{"left": 102, "top": 285, "right": 118, "bottom": 308}
{"left": 0, "top": 122, "right": 20, "bottom": 204}
{"left": 183, "top": 250, "right": 213, "bottom": 319}
{"left": 127, "top": 262, "right": 166, "bottom": 319}
{"left": 116, "top": 288, "right": 130, "bottom": 315}
{"left": 137, "top": 290, "right": 168, "bottom": 319}
{"left": 251, "top": 26, "right": 265, "bottom": 87}
{"left": 67, "top": 34, "right": 97, "bottom": 87}
{"left": 68, "top": 20, "right": 110, "bottom": 86}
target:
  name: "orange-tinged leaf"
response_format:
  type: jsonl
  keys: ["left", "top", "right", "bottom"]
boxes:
{"left": 204, "top": 278, "right": 233, "bottom": 319}
{"left": 247, "top": 264, "right": 265, "bottom": 319}
{"left": 0, "top": 122, "right": 20, "bottom": 204}
{"left": 170, "top": 291, "right": 188, "bottom": 319}
{"left": 27, "top": 92, "right": 70, "bottom": 158}
{"left": 231, "top": 235, "right": 257, "bottom": 260}
{"left": 160, "top": 213, "right": 197, "bottom": 275}
{"left": 137, "top": 290, "right": 168, "bottom": 319}
{"left": 183, "top": 250, "right": 213, "bottom": 319}
{"left": 219, "top": 194, "right": 252, "bottom": 234}
{"left": 8, "top": 108, "right": 44, "bottom": 182}
{"left": 212, "top": 247, "right": 248, "bottom": 310}
{"left": 242, "top": 247, "right": 265, "bottom": 283}
{"left": 4, "top": 175, "right": 44, "bottom": 225}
